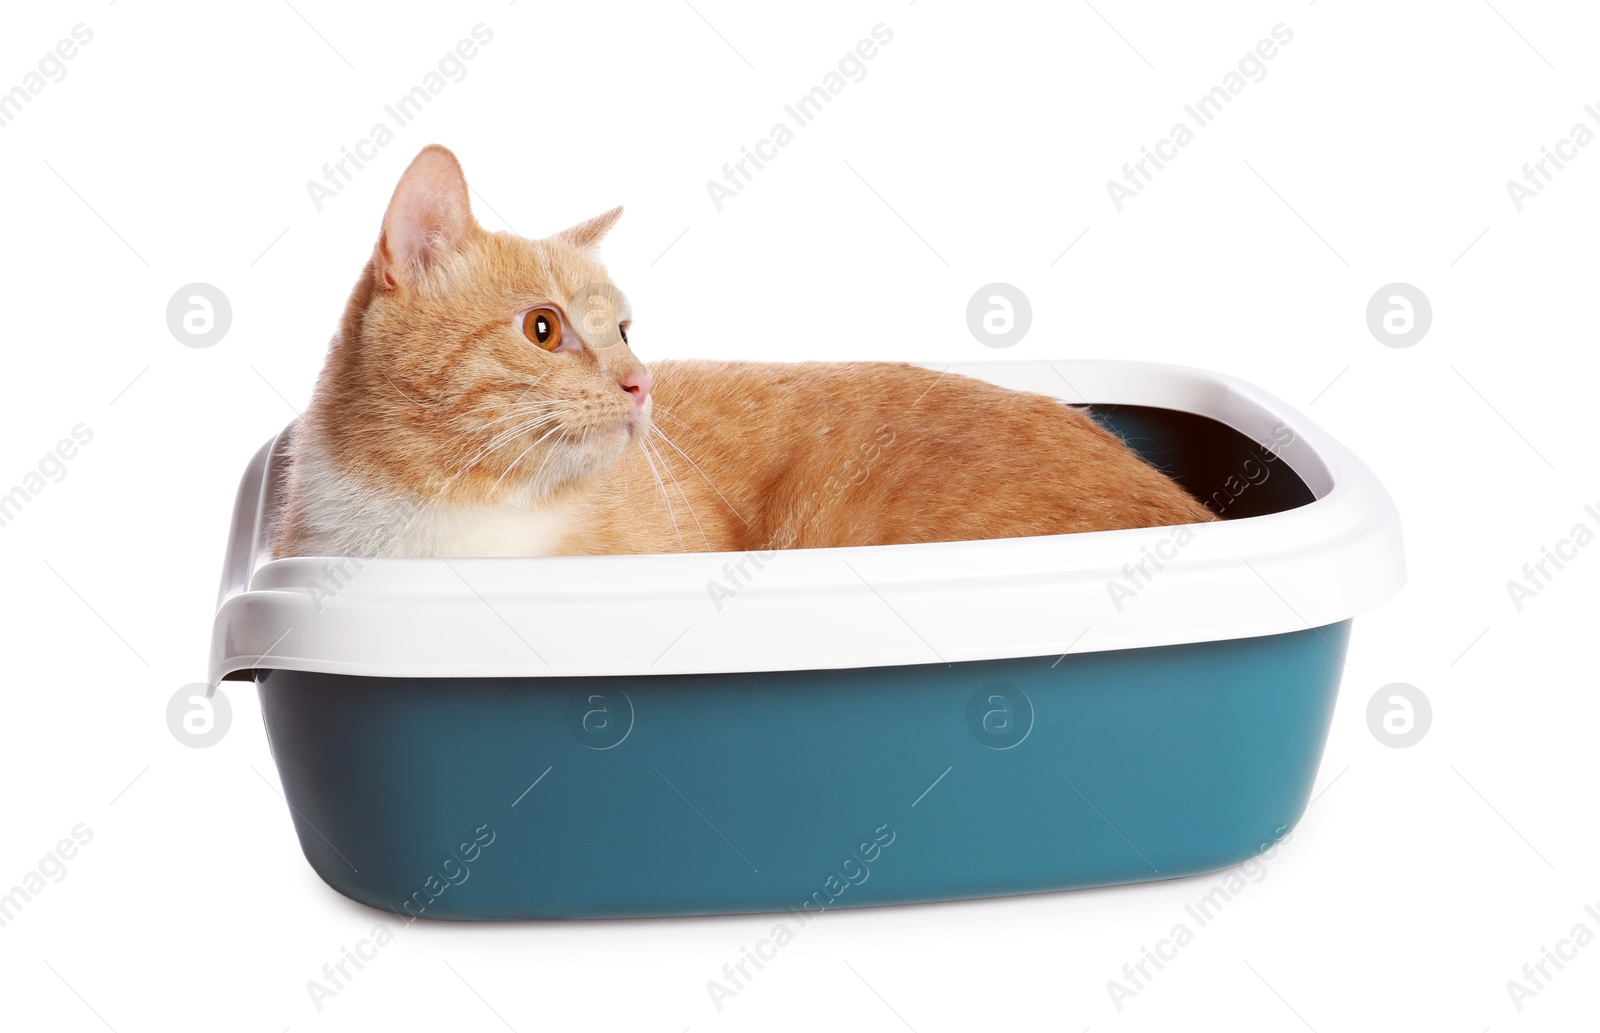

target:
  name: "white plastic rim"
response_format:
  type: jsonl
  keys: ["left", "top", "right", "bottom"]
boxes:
{"left": 208, "top": 360, "right": 1405, "bottom": 685}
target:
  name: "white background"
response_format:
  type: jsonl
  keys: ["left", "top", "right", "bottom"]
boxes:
{"left": 1, "top": 0, "right": 1596, "bottom": 1030}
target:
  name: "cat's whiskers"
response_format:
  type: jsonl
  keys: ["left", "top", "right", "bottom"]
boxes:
{"left": 440, "top": 421, "right": 551, "bottom": 485}
{"left": 459, "top": 397, "right": 567, "bottom": 418}
{"left": 453, "top": 391, "right": 569, "bottom": 424}
{"left": 457, "top": 402, "right": 573, "bottom": 438}
{"left": 635, "top": 439, "right": 686, "bottom": 552}
{"left": 642, "top": 432, "right": 710, "bottom": 550}
{"left": 448, "top": 403, "right": 572, "bottom": 467}
{"left": 647, "top": 418, "right": 751, "bottom": 528}
{"left": 436, "top": 409, "right": 573, "bottom": 497}
{"left": 442, "top": 375, "right": 561, "bottom": 433}
{"left": 488, "top": 420, "right": 573, "bottom": 499}
{"left": 520, "top": 424, "right": 582, "bottom": 502}
{"left": 649, "top": 404, "right": 690, "bottom": 427}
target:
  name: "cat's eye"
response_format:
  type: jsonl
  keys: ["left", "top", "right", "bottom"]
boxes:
{"left": 619, "top": 321, "right": 630, "bottom": 345}
{"left": 522, "top": 308, "right": 563, "bottom": 350}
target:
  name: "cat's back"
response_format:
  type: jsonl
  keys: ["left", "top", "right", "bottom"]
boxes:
{"left": 623, "top": 360, "right": 1214, "bottom": 550}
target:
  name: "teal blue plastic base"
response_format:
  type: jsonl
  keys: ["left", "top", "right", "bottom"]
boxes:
{"left": 257, "top": 621, "right": 1350, "bottom": 919}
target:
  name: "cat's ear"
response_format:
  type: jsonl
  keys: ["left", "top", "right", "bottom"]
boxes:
{"left": 554, "top": 206, "right": 623, "bottom": 252}
{"left": 376, "top": 145, "right": 474, "bottom": 289}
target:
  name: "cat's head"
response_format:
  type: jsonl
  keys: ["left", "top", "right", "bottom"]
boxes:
{"left": 313, "top": 145, "right": 652, "bottom": 507}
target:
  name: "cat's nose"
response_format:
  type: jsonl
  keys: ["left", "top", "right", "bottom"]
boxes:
{"left": 618, "top": 371, "right": 653, "bottom": 407}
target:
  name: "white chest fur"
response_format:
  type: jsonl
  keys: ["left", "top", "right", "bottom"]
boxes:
{"left": 424, "top": 499, "right": 576, "bottom": 557}
{"left": 285, "top": 430, "right": 577, "bottom": 558}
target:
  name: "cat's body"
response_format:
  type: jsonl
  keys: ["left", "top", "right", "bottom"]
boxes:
{"left": 274, "top": 147, "right": 1214, "bottom": 560}
{"left": 559, "top": 359, "right": 1215, "bottom": 555}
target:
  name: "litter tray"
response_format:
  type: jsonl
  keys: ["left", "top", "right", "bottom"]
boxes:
{"left": 209, "top": 360, "right": 1404, "bottom": 919}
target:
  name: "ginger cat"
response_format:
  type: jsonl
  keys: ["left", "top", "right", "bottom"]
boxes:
{"left": 275, "top": 146, "right": 1214, "bottom": 559}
